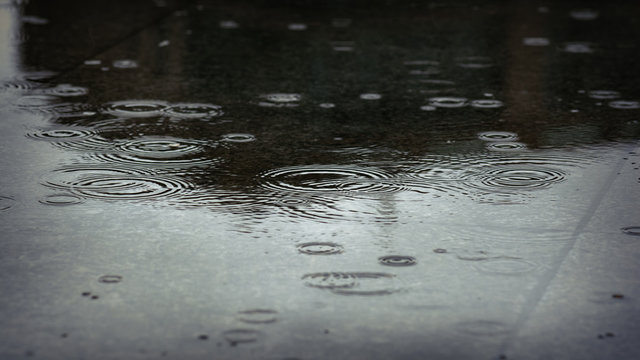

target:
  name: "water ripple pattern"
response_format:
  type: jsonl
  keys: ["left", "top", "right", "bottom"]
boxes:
{"left": 378, "top": 255, "right": 416, "bottom": 267}
{"left": 39, "top": 193, "right": 84, "bottom": 206}
{"left": 297, "top": 242, "right": 344, "bottom": 255}
{"left": 608, "top": 100, "right": 640, "bottom": 109}
{"left": 477, "top": 131, "right": 519, "bottom": 142}
{"left": 427, "top": 97, "right": 468, "bottom": 108}
{"left": 470, "top": 99, "right": 503, "bottom": 108}
{"left": 35, "top": 84, "right": 88, "bottom": 97}
{"left": 26, "top": 128, "right": 113, "bottom": 151}
{"left": 588, "top": 90, "right": 620, "bottom": 100}
{"left": 101, "top": 100, "right": 169, "bottom": 117}
{"left": 474, "top": 258, "right": 538, "bottom": 275}
{"left": 236, "top": 309, "right": 278, "bottom": 324}
{"left": 0, "top": 196, "right": 15, "bottom": 211}
{"left": 302, "top": 272, "right": 400, "bottom": 295}
{"left": 258, "top": 93, "right": 301, "bottom": 107}
{"left": 485, "top": 142, "right": 528, "bottom": 152}
{"left": 163, "top": 103, "right": 223, "bottom": 118}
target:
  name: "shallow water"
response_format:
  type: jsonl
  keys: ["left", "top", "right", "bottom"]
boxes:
{"left": 1, "top": 1, "right": 640, "bottom": 359}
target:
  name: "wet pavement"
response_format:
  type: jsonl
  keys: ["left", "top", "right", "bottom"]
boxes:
{"left": 1, "top": 0, "right": 640, "bottom": 359}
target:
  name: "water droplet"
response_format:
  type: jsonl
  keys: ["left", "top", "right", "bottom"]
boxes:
{"left": 569, "top": 9, "right": 599, "bottom": 20}
{"left": 36, "top": 84, "right": 88, "bottom": 97}
{"left": 98, "top": 275, "right": 123, "bottom": 283}
{"left": 427, "top": 97, "right": 468, "bottom": 108}
{"left": 621, "top": 226, "right": 640, "bottom": 236}
{"left": 288, "top": 23, "right": 307, "bottom": 31}
{"left": 297, "top": 242, "right": 343, "bottom": 255}
{"left": 523, "top": 37, "right": 550, "bottom": 46}
{"left": 608, "top": 100, "right": 640, "bottom": 109}
{"left": 456, "top": 320, "right": 509, "bottom": 336}
{"left": 486, "top": 142, "right": 528, "bottom": 152}
{"left": 237, "top": 309, "right": 278, "bottom": 324}
{"left": 588, "top": 90, "right": 620, "bottom": 99}
{"left": 0, "top": 196, "right": 15, "bottom": 211}
{"left": 223, "top": 329, "right": 262, "bottom": 346}
{"left": 456, "top": 56, "right": 493, "bottom": 69}
{"left": 561, "top": 42, "right": 596, "bottom": 54}
{"left": 378, "top": 255, "right": 416, "bottom": 266}
{"left": 113, "top": 60, "right": 138, "bottom": 69}
{"left": 475, "top": 258, "right": 537, "bottom": 275}
{"left": 219, "top": 20, "right": 239, "bottom": 29}
{"left": 39, "top": 193, "right": 84, "bottom": 206}
{"left": 331, "top": 18, "right": 352, "bottom": 27}
{"left": 477, "top": 131, "right": 519, "bottom": 142}
{"left": 101, "top": 100, "right": 169, "bottom": 117}
{"left": 360, "top": 93, "right": 382, "bottom": 100}
{"left": 164, "top": 103, "right": 223, "bottom": 118}
{"left": 470, "top": 99, "right": 503, "bottom": 108}
{"left": 221, "top": 133, "right": 256, "bottom": 143}
{"left": 319, "top": 103, "right": 335, "bottom": 108}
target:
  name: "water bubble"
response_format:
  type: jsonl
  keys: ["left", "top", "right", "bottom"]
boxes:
{"left": 474, "top": 258, "right": 537, "bottom": 275}
{"left": 0, "top": 196, "right": 15, "bottom": 211}
{"left": 456, "top": 56, "right": 493, "bottom": 69}
{"left": 486, "top": 142, "right": 528, "bottom": 152}
{"left": 331, "top": 18, "right": 352, "bottom": 27}
{"left": 219, "top": 20, "right": 239, "bottom": 29}
{"left": 223, "top": 329, "right": 262, "bottom": 346}
{"left": 456, "top": 320, "right": 509, "bottom": 336}
{"left": 164, "top": 103, "right": 223, "bottom": 118}
{"left": 221, "top": 133, "right": 256, "bottom": 143}
{"left": 621, "top": 226, "right": 640, "bottom": 236}
{"left": 297, "top": 242, "right": 343, "bottom": 255}
{"left": 98, "top": 275, "right": 123, "bottom": 283}
{"left": 288, "top": 23, "right": 307, "bottom": 31}
{"left": 523, "top": 37, "right": 550, "bottom": 46}
{"left": 101, "top": 100, "right": 169, "bottom": 117}
{"left": 561, "top": 42, "right": 596, "bottom": 54}
{"left": 608, "top": 100, "right": 640, "bottom": 109}
{"left": 360, "top": 93, "right": 382, "bottom": 100}
{"left": 588, "top": 90, "right": 620, "bottom": 100}
{"left": 319, "top": 103, "right": 335, "bottom": 108}
{"left": 570, "top": 9, "right": 599, "bottom": 20}
{"left": 36, "top": 84, "right": 88, "bottom": 97}
{"left": 237, "top": 309, "right": 278, "bottom": 324}
{"left": 470, "top": 99, "right": 503, "bottom": 108}
{"left": 113, "top": 60, "right": 138, "bottom": 69}
{"left": 378, "top": 255, "right": 416, "bottom": 267}
{"left": 427, "top": 97, "right": 468, "bottom": 108}
{"left": 39, "top": 193, "right": 84, "bottom": 206}
{"left": 477, "top": 131, "right": 519, "bottom": 142}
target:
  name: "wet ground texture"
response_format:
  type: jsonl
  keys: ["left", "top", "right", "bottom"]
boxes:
{"left": 1, "top": 0, "right": 640, "bottom": 359}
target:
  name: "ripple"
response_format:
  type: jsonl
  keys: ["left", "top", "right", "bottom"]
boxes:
{"left": 221, "top": 133, "right": 256, "bottom": 143}
{"left": 1, "top": 79, "right": 36, "bottom": 92}
{"left": 588, "top": 90, "right": 620, "bottom": 100}
{"left": 26, "top": 128, "right": 96, "bottom": 141}
{"left": 98, "top": 275, "right": 123, "bottom": 283}
{"left": 360, "top": 93, "right": 382, "bottom": 100}
{"left": 42, "top": 166, "right": 159, "bottom": 190}
{"left": 456, "top": 56, "right": 493, "bottom": 69}
{"left": 621, "top": 226, "right": 640, "bottom": 236}
{"left": 302, "top": 272, "right": 357, "bottom": 290}
{"left": 570, "top": 9, "right": 599, "bottom": 21}
{"left": 470, "top": 99, "right": 503, "bottom": 108}
{"left": 477, "top": 166, "right": 566, "bottom": 191}
{"left": 163, "top": 103, "right": 223, "bottom": 118}
{"left": 259, "top": 93, "right": 301, "bottom": 107}
{"left": 561, "top": 42, "right": 597, "bottom": 54}
{"left": 297, "top": 242, "right": 343, "bottom": 255}
{"left": 456, "top": 320, "right": 509, "bottom": 336}
{"left": 101, "top": 100, "right": 169, "bottom": 117}
{"left": 223, "top": 329, "right": 263, "bottom": 346}
{"left": 0, "top": 196, "right": 15, "bottom": 211}
{"left": 378, "top": 255, "right": 416, "bottom": 267}
{"left": 420, "top": 105, "right": 437, "bottom": 111}
{"left": 331, "top": 272, "right": 400, "bottom": 296}
{"left": 404, "top": 60, "right": 440, "bottom": 66}
{"left": 69, "top": 176, "right": 193, "bottom": 201}
{"left": 259, "top": 165, "right": 401, "bottom": 195}
{"left": 474, "top": 258, "right": 538, "bottom": 275}
{"left": 319, "top": 103, "right": 335, "bottom": 108}
{"left": 477, "top": 131, "right": 519, "bottom": 142}
{"left": 288, "top": 23, "right": 307, "bottom": 31}
{"left": 608, "top": 100, "right": 640, "bottom": 109}
{"left": 268, "top": 193, "right": 386, "bottom": 223}
{"left": 486, "top": 142, "right": 528, "bottom": 152}
{"left": 523, "top": 37, "right": 550, "bottom": 46}
{"left": 237, "top": 309, "right": 278, "bottom": 324}
{"left": 36, "top": 84, "right": 88, "bottom": 97}
{"left": 113, "top": 59, "right": 138, "bottom": 69}
{"left": 427, "top": 97, "right": 468, "bottom": 108}
{"left": 39, "top": 193, "right": 84, "bottom": 206}
{"left": 14, "top": 94, "right": 60, "bottom": 108}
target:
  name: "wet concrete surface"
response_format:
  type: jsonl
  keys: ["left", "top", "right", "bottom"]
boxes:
{"left": 1, "top": 0, "right": 639, "bottom": 359}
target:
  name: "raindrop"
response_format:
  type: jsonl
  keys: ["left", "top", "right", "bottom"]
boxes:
{"left": 297, "top": 242, "right": 343, "bottom": 255}
{"left": 470, "top": 99, "right": 503, "bottom": 108}
{"left": 561, "top": 42, "right": 596, "bottom": 54}
{"left": 101, "top": 100, "right": 169, "bottom": 117}
{"left": 98, "top": 275, "right": 123, "bottom": 283}
{"left": 219, "top": 20, "right": 239, "bottom": 29}
{"left": 302, "top": 272, "right": 358, "bottom": 290}
{"left": 163, "top": 103, "right": 223, "bottom": 118}
{"left": 288, "top": 23, "right": 307, "bottom": 31}
{"left": 0, "top": 196, "right": 15, "bottom": 211}
{"left": 360, "top": 93, "right": 382, "bottom": 100}
{"left": 569, "top": 9, "right": 599, "bottom": 20}
{"left": 113, "top": 60, "right": 138, "bottom": 69}
{"left": 474, "top": 258, "right": 537, "bottom": 275}
{"left": 319, "top": 103, "right": 335, "bottom": 108}
{"left": 223, "top": 329, "right": 262, "bottom": 346}
{"left": 36, "top": 84, "right": 88, "bottom": 97}
{"left": 486, "top": 142, "right": 528, "bottom": 152}
{"left": 621, "top": 226, "right": 640, "bottom": 236}
{"left": 427, "top": 97, "right": 468, "bottom": 108}
{"left": 608, "top": 100, "right": 640, "bottom": 109}
{"left": 39, "top": 193, "right": 84, "bottom": 206}
{"left": 588, "top": 90, "right": 620, "bottom": 99}
{"left": 378, "top": 255, "right": 416, "bottom": 267}
{"left": 456, "top": 56, "right": 493, "bottom": 69}
{"left": 456, "top": 320, "right": 509, "bottom": 336}
{"left": 523, "top": 37, "right": 550, "bottom": 46}
{"left": 477, "top": 131, "right": 519, "bottom": 142}
{"left": 237, "top": 309, "right": 278, "bottom": 324}
{"left": 221, "top": 133, "right": 256, "bottom": 143}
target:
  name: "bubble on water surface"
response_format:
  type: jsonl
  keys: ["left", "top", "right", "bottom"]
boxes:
{"left": 427, "top": 97, "right": 468, "bottom": 108}
{"left": 360, "top": 93, "right": 382, "bottom": 100}
{"left": 219, "top": 20, "right": 239, "bottom": 29}
{"left": 98, "top": 275, "right": 123, "bottom": 283}
{"left": 608, "top": 100, "right": 640, "bottom": 109}
{"left": 561, "top": 42, "right": 596, "bottom": 54}
{"left": 588, "top": 90, "right": 620, "bottom": 100}
{"left": 456, "top": 56, "right": 493, "bottom": 69}
{"left": 477, "top": 131, "right": 519, "bottom": 142}
{"left": 378, "top": 255, "right": 416, "bottom": 266}
{"left": 221, "top": 133, "right": 256, "bottom": 143}
{"left": 223, "top": 329, "right": 263, "bottom": 346}
{"left": 297, "top": 242, "right": 343, "bottom": 255}
{"left": 237, "top": 309, "right": 278, "bottom": 324}
{"left": 0, "top": 196, "right": 15, "bottom": 211}
{"left": 102, "top": 100, "right": 169, "bottom": 117}
{"left": 486, "top": 142, "right": 528, "bottom": 152}
{"left": 570, "top": 9, "right": 599, "bottom": 21}
{"left": 456, "top": 320, "right": 509, "bottom": 336}
{"left": 288, "top": 23, "right": 307, "bottom": 31}
{"left": 475, "top": 258, "right": 538, "bottom": 275}
{"left": 113, "top": 60, "right": 138, "bottom": 69}
{"left": 164, "top": 103, "right": 223, "bottom": 118}
{"left": 621, "top": 226, "right": 640, "bottom": 236}
{"left": 39, "top": 193, "right": 84, "bottom": 206}
{"left": 523, "top": 37, "right": 550, "bottom": 46}
{"left": 470, "top": 99, "right": 503, "bottom": 108}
